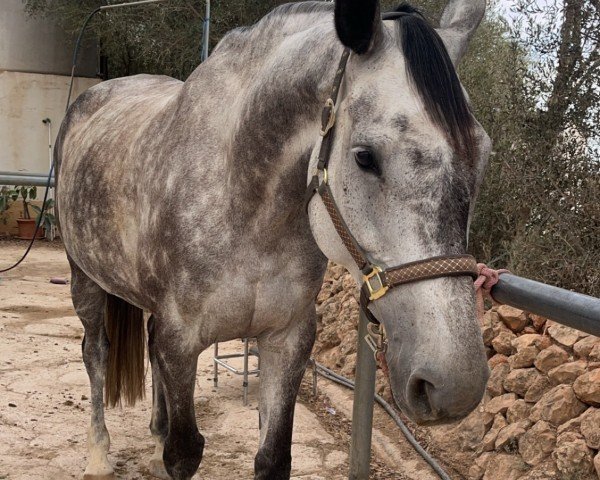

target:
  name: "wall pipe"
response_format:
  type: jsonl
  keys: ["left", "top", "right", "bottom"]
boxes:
{"left": 0, "top": 175, "right": 55, "bottom": 188}
{"left": 201, "top": 0, "right": 211, "bottom": 62}
{"left": 0, "top": 171, "right": 52, "bottom": 177}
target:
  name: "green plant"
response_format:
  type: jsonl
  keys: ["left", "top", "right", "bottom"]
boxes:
{"left": 30, "top": 199, "right": 56, "bottom": 232}
{"left": 0, "top": 186, "right": 18, "bottom": 225}
{"left": 13, "top": 186, "right": 37, "bottom": 219}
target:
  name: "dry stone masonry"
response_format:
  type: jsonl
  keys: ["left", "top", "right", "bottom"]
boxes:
{"left": 314, "top": 263, "right": 600, "bottom": 480}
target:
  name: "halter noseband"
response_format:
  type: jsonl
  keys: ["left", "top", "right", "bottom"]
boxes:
{"left": 304, "top": 45, "right": 479, "bottom": 341}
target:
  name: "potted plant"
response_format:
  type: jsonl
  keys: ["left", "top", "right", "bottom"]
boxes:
{"left": 0, "top": 186, "right": 12, "bottom": 224}
{"left": 31, "top": 199, "right": 56, "bottom": 238}
{"left": 14, "top": 186, "right": 44, "bottom": 240}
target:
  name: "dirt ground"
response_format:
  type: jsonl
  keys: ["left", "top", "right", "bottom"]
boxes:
{"left": 0, "top": 241, "right": 442, "bottom": 480}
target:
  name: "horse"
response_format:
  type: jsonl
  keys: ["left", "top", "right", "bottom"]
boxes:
{"left": 55, "top": 0, "right": 491, "bottom": 478}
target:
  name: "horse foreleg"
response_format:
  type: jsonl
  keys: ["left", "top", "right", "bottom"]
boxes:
{"left": 254, "top": 309, "right": 316, "bottom": 480}
{"left": 152, "top": 315, "right": 205, "bottom": 480}
{"left": 147, "top": 314, "right": 170, "bottom": 480}
{"left": 69, "top": 258, "right": 114, "bottom": 480}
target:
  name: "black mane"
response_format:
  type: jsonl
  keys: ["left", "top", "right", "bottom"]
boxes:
{"left": 390, "top": 4, "right": 476, "bottom": 162}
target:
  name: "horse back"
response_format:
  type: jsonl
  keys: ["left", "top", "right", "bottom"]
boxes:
{"left": 56, "top": 74, "right": 183, "bottom": 308}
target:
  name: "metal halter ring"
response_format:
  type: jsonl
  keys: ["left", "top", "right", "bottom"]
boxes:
{"left": 364, "top": 322, "right": 388, "bottom": 359}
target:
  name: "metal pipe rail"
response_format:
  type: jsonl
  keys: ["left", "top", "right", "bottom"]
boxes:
{"left": 0, "top": 174, "right": 55, "bottom": 187}
{"left": 492, "top": 274, "right": 600, "bottom": 336}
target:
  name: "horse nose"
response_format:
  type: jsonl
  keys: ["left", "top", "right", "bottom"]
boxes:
{"left": 406, "top": 368, "right": 486, "bottom": 423}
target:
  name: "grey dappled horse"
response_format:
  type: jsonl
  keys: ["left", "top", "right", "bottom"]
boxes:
{"left": 55, "top": 0, "right": 491, "bottom": 478}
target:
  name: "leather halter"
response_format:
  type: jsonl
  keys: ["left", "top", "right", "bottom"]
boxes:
{"left": 304, "top": 45, "right": 479, "bottom": 337}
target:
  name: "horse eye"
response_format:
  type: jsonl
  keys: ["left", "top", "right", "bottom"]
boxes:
{"left": 353, "top": 148, "right": 380, "bottom": 175}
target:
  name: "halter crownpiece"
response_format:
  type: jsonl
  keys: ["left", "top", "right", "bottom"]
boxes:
{"left": 305, "top": 42, "right": 479, "bottom": 340}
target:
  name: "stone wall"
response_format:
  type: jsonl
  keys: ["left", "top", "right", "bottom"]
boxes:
{"left": 313, "top": 263, "right": 600, "bottom": 480}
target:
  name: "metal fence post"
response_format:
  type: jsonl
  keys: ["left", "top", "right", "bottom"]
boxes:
{"left": 349, "top": 309, "right": 377, "bottom": 479}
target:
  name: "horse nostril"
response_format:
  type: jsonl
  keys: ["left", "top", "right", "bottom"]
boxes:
{"left": 407, "top": 373, "right": 436, "bottom": 418}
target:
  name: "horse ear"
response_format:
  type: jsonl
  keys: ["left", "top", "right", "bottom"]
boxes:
{"left": 437, "top": 0, "right": 486, "bottom": 65}
{"left": 335, "top": 0, "right": 382, "bottom": 55}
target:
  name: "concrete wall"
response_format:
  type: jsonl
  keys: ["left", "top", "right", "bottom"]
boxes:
{"left": 0, "top": 71, "right": 100, "bottom": 174}
{"left": 0, "top": 0, "right": 97, "bottom": 77}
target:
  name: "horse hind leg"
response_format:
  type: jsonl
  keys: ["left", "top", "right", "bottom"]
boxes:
{"left": 68, "top": 257, "right": 114, "bottom": 480}
{"left": 147, "top": 314, "right": 169, "bottom": 480}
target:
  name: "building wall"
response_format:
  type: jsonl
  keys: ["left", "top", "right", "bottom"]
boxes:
{"left": 0, "top": 71, "right": 100, "bottom": 236}
{"left": 0, "top": 2, "right": 98, "bottom": 237}
{"left": 0, "top": 0, "right": 97, "bottom": 77}
{"left": 0, "top": 71, "right": 100, "bottom": 174}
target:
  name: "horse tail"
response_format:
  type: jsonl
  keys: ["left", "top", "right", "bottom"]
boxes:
{"left": 104, "top": 294, "right": 146, "bottom": 407}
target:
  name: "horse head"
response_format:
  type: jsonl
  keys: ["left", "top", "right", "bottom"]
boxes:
{"left": 308, "top": 0, "right": 491, "bottom": 425}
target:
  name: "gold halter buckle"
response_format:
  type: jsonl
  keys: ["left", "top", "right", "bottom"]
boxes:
{"left": 363, "top": 266, "right": 389, "bottom": 301}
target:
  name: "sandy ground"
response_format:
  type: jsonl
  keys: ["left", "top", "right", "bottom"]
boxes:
{"left": 0, "top": 242, "right": 353, "bottom": 480}
{"left": 0, "top": 241, "right": 446, "bottom": 480}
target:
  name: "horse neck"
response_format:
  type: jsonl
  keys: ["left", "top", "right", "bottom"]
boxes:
{"left": 187, "top": 21, "right": 343, "bottom": 227}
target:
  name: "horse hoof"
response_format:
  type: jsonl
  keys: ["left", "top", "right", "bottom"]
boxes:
{"left": 148, "top": 458, "right": 170, "bottom": 480}
{"left": 83, "top": 474, "right": 115, "bottom": 480}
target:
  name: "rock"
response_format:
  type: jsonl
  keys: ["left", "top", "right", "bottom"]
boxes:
{"left": 488, "top": 363, "right": 510, "bottom": 397}
{"left": 512, "top": 334, "right": 550, "bottom": 352}
{"left": 547, "top": 321, "right": 585, "bottom": 347}
{"left": 525, "top": 375, "right": 553, "bottom": 403}
{"left": 574, "top": 336, "right": 600, "bottom": 359}
{"left": 519, "top": 420, "right": 556, "bottom": 466}
{"left": 518, "top": 461, "right": 558, "bottom": 480}
{"left": 530, "top": 314, "right": 547, "bottom": 331}
{"left": 482, "top": 453, "right": 529, "bottom": 480}
{"left": 495, "top": 420, "right": 531, "bottom": 452}
{"left": 488, "top": 354, "right": 509, "bottom": 369}
{"left": 468, "top": 452, "right": 493, "bottom": 480}
{"left": 485, "top": 393, "right": 518, "bottom": 415}
{"left": 556, "top": 430, "right": 584, "bottom": 445}
{"left": 504, "top": 368, "right": 541, "bottom": 397}
{"left": 573, "top": 369, "right": 600, "bottom": 406}
{"left": 529, "top": 385, "right": 587, "bottom": 426}
{"left": 459, "top": 409, "right": 495, "bottom": 450}
{"left": 547, "top": 360, "right": 587, "bottom": 385}
{"left": 492, "top": 330, "right": 517, "bottom": 355}
{"left": 318, "top": 326, "right": 341, "bottom": 349}
{"left": 589, "top": 344, "right": 600, "bottom": 362}
{"left": 481, "top": 414, "right": 508, "bottom": 452}
{"left": 481, "top": 311, "right": 499, "bottom": 347}
{"left": 534, "top": 345, "right": 569, "bottom": 373}
{"left": 580, "top": 408, "right": 600, "bottom": 449}
{"left": 552, "top": 437, "right": 594, "bottom": 478}
{"left": 509, "top": 346, "right": 539, "bottom": 369}
{"left": 507, "top": 399, "right": 532, "bottom": 423}
{"left": 340, "top": 353, "right": 357, "bottom": 377}
{"left": 557, "top": 414, "right": 583, "bottom": 436}
{"left": 497, "top": 305, "right": 529, "bottom": 332}
{"left": 317, "top": 283, "right": 334, "bottom": 303}
{"left": 594, "top": 453, "right": 600, "bottom": 479}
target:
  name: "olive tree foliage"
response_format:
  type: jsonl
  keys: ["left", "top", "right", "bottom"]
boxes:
{"left": 25, "top": 0, "right": 598, "bottom": 294}
{"left": 23, "top": 0, "right": 291, "bottom": 79}
{"left": 469, "top": 0, "right": 599, "bottom": 295}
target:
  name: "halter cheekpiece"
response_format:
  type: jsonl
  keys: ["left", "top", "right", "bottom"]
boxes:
{"left": 304, "top": 41, "right": 479, "bottom": 356}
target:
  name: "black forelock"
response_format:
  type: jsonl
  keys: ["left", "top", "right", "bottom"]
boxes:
{"left": 388, "top": 3, "right": 476, "bottom": 162}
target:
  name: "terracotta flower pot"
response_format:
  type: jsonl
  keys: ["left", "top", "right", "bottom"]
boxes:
{"left": 16, "top": 218, "right": 44, "bottom": 240}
